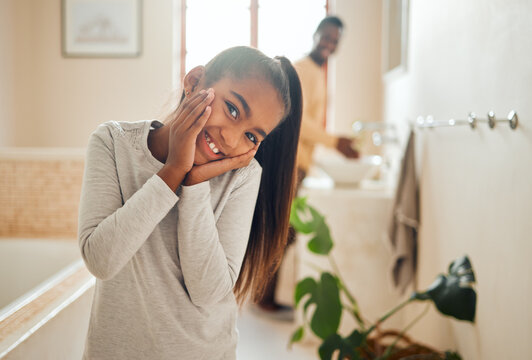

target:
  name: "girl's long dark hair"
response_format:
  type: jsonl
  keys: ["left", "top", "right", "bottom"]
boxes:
{"left": 201, "top": 46, "right": 302, "bottom": 304}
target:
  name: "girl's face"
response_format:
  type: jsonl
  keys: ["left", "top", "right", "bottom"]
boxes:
{"left": 192, "top": 76, "right": 284, "bottom": 166}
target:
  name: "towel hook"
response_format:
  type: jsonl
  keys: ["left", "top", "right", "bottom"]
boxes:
{"left": 488, "top": 110, "right": 519, "bottom": 129}
{"left": 486, "top": 110, "right": 518, "bottom": 129}
{"left": 467, "top": 112, "right": 478, "bottom": 129}
{"left": 468, "top": 111, "right": 518, "bottom": 130}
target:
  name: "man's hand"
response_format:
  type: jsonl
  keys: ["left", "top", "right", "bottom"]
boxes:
{"left": 336, "top": 137, "right": 359, "bottom": 159}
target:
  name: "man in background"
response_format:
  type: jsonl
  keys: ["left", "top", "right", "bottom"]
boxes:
{"left": 294, "top": 15, "right": 359, "bottom": 181}
{"left": 256, "top": 15, "right": 358, "bottom": 318}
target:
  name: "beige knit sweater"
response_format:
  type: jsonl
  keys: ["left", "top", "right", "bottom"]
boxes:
{"left": 78, "top": 120, "right": 261, "bottom": 360}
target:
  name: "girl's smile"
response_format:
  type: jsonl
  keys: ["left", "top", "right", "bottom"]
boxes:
{"left": 199, "top": 130, "right": 225, "bottom": 161}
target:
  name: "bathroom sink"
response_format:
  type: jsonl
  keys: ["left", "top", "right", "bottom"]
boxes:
{"left": 313, "top": 147, "right": 381, "bottom": 186}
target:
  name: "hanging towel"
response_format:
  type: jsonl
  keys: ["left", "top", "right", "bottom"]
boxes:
{"left": 388, "top": 129, "right": 419, "bottom": 294}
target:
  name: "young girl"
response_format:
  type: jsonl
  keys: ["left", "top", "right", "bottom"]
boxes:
{"left": 78, "top": 46, "right": 302, "bottom": 359}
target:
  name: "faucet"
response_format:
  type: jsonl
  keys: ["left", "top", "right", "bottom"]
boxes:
{"left": 352, "top": 121, "right": 396, "bottom": 134}
{"left": 351, "top": 121, "right": 399, "bottom": 147}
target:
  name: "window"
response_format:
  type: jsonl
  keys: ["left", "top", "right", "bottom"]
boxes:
{"left": 258, "top": 0, "right": 327, "bottom": 61}
{"left": 181, "top": 0, "right": 327, "bottom": 78}
{"left": 185, "top": 0, "right": 250, "bottom": 73}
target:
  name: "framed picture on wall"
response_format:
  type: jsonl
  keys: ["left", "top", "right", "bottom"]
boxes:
{"left": 62, "top": 0, "right": 142, "bottom": 58}
{"left": 383, "top": 0, "right": 408, "bottom": 77}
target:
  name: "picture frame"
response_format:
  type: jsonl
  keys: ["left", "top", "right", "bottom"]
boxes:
{"left": 382, "top": 0, "right": 409, "bottom": 78}
{"left": 62, "top": 0, "right": 142, "bottom": 58}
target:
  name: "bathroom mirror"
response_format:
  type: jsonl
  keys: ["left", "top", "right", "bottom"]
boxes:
{"left": 383, "top": 0, "right": 409, "bottom": 76}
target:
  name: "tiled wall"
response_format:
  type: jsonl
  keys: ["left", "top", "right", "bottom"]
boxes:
{"left": 0, "top": 150, "right": 85, "bottom": 239}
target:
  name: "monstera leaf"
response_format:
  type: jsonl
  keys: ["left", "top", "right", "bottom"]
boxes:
{"left": 294, "top": 272, "right": 342, "bottom": 340}
{"left": 412, "top": 256, "right": 476, "bottom": 322}
{"left": 318, "top": 330, "right": 365, "bottom": 360}
{"left": 290, "top": 197, "right": 333, "bottom": 255}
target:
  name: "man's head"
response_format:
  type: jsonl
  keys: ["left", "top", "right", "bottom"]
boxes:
{"left": 310, "top": 16, "right": 343, "bottom": 65}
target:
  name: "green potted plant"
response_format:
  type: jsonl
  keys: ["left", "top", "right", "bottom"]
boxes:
{"left": 289, "top": 197, "right": 476, "bottom": 360}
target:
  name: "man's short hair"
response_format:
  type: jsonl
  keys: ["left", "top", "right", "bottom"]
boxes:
{"left": 315, "top": 16, "right": 344, "bottom": 33}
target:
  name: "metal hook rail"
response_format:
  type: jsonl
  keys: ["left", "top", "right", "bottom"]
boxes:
{"left": 416, "top": 110, "right": 518, "bottom": 130}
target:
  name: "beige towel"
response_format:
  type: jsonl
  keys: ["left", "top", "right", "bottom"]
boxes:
{"left": 388, "top": 129, "right": 419, "bottom": 293}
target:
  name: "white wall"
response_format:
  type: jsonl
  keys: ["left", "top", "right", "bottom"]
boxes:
{"left": 384, "top": 1, "right": 532, "bottom": 358}
{"left": 0, "top": 0, "right": 175, "bottom": 147}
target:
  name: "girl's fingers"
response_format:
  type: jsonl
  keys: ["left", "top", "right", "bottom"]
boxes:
{"left": 185, "top": 147, "right": 258, "bottom": 185}
{"left": 182, "top": 90, "right": 214, "bottom": 130}
{"left": 188, "top": 105, "right": 211, "bottom": 135}
{"left": 221, "top": 145, "right": 258, "bottom": 169}
{"left": 177, "top": 89, "right": 214, "bottom": 128}
{"left": 173, "top": 90, "right": 206, "bottom": 120}
{"left": 170, "top": 89, "right": 210, "bottom": 126}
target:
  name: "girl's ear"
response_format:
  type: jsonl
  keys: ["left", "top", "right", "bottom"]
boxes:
{"left": 183, "top": 66, "right": 206, "bottom": 97}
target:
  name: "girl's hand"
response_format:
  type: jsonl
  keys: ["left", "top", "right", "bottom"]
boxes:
{"left": 183, "top": 144, "right": 259, "bottom": 186}
{"left": 166, "top": 89, "right": 214, "bottom": 172}
{"left": 158, "top": 89, "right": 214, "bottom": 191}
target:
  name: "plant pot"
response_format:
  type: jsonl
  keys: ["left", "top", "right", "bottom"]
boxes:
{"left": 360, "top": 329, "right": 443, "bottom": 360}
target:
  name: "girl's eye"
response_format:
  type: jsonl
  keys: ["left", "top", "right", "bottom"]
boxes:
{"left": 246, "top": 132, "right": 257, "bottom": 144}
{"left": 225, "top": 101, "right": 239, "bottom": 119}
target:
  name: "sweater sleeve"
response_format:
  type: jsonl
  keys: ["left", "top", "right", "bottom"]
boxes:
{"left": 299, "top": 113, "right": 338, "bottom": 148}
{"left": 176, "top": 163, "right": 262, "bottom": 307}
{"left": 78, "top": 126, "right": 178, "bottom": 280}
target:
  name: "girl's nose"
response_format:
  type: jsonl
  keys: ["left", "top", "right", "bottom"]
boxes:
{"left": 219, "top": 126, "right": 242, "bottom": 152}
